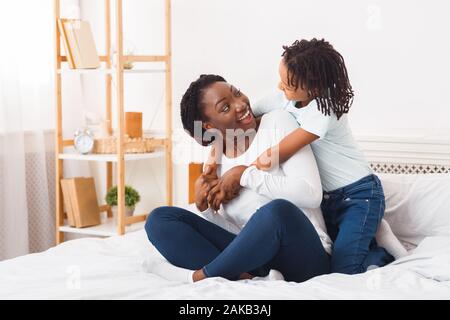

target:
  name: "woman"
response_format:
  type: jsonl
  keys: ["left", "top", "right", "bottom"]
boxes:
{"left": 145, "top": 74, "right": 332, "bottom": 283}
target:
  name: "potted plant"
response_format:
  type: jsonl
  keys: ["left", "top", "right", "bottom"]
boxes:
{"left": 105, "top": 185, "right": 140, "bottom": 223}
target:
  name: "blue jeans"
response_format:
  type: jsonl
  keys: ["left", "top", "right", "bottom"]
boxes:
{"left": 146, "top": 199, "right": 330, "bottom": 283}
{"left": 321, "top": 174, "right": 394, "bottom": 274}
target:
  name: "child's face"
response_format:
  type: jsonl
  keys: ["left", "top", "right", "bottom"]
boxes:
{"left": 278, "top": 59, "right": 311, "bottom": 103}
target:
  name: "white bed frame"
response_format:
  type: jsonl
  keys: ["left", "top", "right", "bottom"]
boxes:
{"left": 356, "top": 135, "right": 450, "bottom": 174}
{"left": 188, "top": 136, "right": 450, "bottom": 201}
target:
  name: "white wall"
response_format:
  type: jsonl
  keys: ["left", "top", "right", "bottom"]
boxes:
{"left": 80, "top": 0, "right": 450, "bottom": 206}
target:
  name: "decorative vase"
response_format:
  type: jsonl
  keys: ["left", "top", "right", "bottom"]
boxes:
{"left": 111, "top": 206, "right": 135, "bottom": 226}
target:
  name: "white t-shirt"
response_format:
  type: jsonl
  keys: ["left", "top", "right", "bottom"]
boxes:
{"left": 253, "top": 91, "right": 373, "bottom": 192}
{"left": 200, "top": 110, "right": 332, "bottom": 254}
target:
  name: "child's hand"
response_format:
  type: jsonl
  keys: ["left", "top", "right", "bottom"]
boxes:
{"left": 207, "top": 165, "right": 247, "bottom": 211}
{"left": 254, "top": 147, "right": 279, "bottom": 171}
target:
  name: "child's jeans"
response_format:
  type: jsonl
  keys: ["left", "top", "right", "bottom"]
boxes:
{"left": 321, "top": 174, "right": 394, "bottom": 274}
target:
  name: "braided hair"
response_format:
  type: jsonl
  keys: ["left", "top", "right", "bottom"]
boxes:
{"left": 282, "top": 38, "right": 354, "bottom": 119}
{"left": 180, "top": 74, "right": 226, "bottom": 146}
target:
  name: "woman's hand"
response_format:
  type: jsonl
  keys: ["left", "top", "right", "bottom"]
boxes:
{"left": 207, "top": 165, "right": 247, "bottom": 211}
{"left": 194, "top": 165, "right": 219, "bottom": 212}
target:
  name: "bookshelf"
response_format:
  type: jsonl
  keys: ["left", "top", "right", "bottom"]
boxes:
{"left": 54, "top": 0, "right": 173, "bottom": 243}
{"left": 56, "top": 68, "right": 167, "bottom": 75}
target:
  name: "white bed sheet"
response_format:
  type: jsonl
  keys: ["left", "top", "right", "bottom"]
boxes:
{"left": 1, "top": 230, "right": 450, "bottom": 300}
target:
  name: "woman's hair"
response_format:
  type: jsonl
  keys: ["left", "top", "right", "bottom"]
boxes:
{"left": 180, "top": 74, "right": 226, "bottom": 146}
{"left": 282, "top": 38, "right": 354, "bottom": 119}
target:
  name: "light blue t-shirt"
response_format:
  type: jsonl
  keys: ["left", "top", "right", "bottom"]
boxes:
{"left": 252, "top": 91, "right": 372, "bottom": 192}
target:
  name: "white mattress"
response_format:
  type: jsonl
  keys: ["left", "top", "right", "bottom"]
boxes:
{"left": 1, "top": 230, "right": 450, "bottom": 299}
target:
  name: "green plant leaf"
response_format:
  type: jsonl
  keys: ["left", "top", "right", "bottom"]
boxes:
{"left": 105, "top": 185, "right": 140, "bottom": 207}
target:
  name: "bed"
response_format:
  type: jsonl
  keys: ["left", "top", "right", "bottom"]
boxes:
{"left": 1, "top": 137, "right": 450, "bottom": 299}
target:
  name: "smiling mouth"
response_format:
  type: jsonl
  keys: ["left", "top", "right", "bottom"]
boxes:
{"left": 238, "top": 109, "right": 250, "bottom": 121}
{"left": 237, "top": 108, "right": 253, "bottom": 123}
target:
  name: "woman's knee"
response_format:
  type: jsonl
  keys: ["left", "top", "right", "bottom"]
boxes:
{"left": 145, "top": 206, "right": 175, "bottom": 242}
{"left": 256, "top": 199, "right": 305, "bottom": 225}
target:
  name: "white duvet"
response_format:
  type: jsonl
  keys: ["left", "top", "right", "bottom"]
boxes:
{"left": 1, "top": 229, "right": 450, "bottom": 300}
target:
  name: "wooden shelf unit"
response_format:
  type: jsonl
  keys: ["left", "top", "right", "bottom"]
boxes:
{"left": 54, "top": 0, "right": 173, "bottom": 243}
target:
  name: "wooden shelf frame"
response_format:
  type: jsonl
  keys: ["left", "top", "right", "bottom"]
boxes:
{"left": 57, "top": 68, "right": 167, "bottom": 74}
{"left": 60, "top": 54, "right": 168, "bottom": 63}
{"left": 54, "top": 0, "right": 173, "bottom": 243}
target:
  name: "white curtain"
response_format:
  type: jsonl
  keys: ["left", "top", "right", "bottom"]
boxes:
{"left": 0, "top": 0, "right": 60, "bottom": 260}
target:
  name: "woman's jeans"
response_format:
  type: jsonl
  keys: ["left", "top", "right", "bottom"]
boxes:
{"left": 146, "top": 199, "right": 330, "bottom": 283}
{"left": 321, "top": 174, "right": 394, "bottom": 274}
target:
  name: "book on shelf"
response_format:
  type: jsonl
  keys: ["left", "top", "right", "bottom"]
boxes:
{"left": 58, "top": 19, "right": 100, "bottom": 69}
{"left": 60, "top": 179, "right": 76, "bottom": 226}
{"left": 57, "top": 19, "right": 75, "bottom": 69}
{"left": 60, "top": 177, "right": 101, "bottom": 228}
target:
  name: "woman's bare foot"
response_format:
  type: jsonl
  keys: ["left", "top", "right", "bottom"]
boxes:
{"left": 192, "top": 270, "right": 254, "bottom": 282}
{"left": 239, "top": 272, "right": 254, "bottom": 280}
{"left": 192, "top": 269, "right": 206, "bottom": 282}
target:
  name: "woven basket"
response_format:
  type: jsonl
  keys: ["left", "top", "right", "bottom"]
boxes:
{"left": 93, "top": 136, "right": 157, "bottom": 154}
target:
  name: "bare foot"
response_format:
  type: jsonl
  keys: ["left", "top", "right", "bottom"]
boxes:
{"left": 192, "top": 269, "right": 254, "bottom": 282}
{"left": 192, "top": 269, "right": 206, "bottom": 282}
{"left": 239, "top": 272, "right": 254, "bottom": 280}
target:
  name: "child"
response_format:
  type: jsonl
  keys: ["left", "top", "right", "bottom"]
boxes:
{"left": 209, "top": 38, "right": 407, "bottom": 274}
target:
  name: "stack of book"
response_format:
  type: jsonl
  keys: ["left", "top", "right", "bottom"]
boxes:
{"left": 58, "top": 19, "right": 100, "bottom": 69}
{"left": 60, "top": 177, "right": 101, "bottom": 228}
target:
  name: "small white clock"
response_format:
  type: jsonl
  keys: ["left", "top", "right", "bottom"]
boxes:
{"left": 74, "top": 128, "right": 94, "bottom": 154}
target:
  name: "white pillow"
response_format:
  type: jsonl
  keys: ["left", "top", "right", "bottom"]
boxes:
{"left": 379, "top": 173, "right": 450, "bottom": 247}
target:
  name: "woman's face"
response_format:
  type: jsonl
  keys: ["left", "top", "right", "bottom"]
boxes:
{"left": 278, "top": 59, "right": 311, "bottom": 103}
{"left": 201, "top": 81, "right": 256, "bottom": 136}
